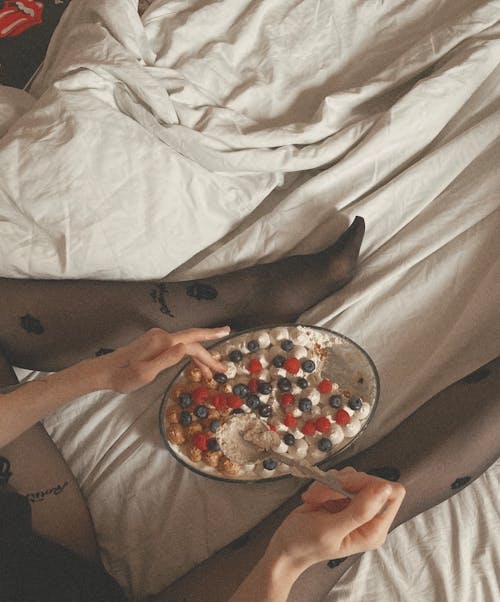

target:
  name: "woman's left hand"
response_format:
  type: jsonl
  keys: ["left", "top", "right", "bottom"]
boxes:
{"left": 92, "top": 326, "right": 230, "bottom": 393}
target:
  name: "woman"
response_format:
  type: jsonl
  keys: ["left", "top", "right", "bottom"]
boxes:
{"left": 1, "top": 215, "right": 494, "bottom": 600}
{"left": 1, "top": 216, "right": 404, "bottom": 601}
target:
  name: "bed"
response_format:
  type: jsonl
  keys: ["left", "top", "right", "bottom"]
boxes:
{"left": 1, "top": 0, "right": 499, "bottom": 600}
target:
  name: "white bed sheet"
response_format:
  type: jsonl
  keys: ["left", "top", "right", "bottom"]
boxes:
{"left": 3, "top": 0, "right": 500, "bottom": 599}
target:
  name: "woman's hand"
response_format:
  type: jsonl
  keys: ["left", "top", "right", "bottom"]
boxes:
{"left": 267, "top": 467, "right": 406, "bottom": 572}
{"left": 230, "top": 468, "right": 405, "bottom": 602}
{"left": 91, "top": 326, "right": 230, "bottom": 393}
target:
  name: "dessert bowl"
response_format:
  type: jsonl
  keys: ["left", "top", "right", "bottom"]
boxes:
{"left": 159, "top": 323, "right": 380, "bottom": 484}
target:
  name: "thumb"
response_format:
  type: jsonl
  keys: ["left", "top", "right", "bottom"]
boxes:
{"left": 337, "top": 483, "right": 392, "bottom": 535}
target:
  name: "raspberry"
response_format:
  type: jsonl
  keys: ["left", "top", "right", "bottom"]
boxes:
{"left": 248, "top": 359, "right": 263, "bottom": 375}
{"left": 335, "top": 409, "right": 350, "bottom": 425}
{"left": 193, "top": 433, "right": 209, "bottom": 451}
{"left": 192, "top": 386, "right": 210, "bottom": 405}
{"left": 318, "top": 379, "right": 333, "bottom": 394}
{"left": 228, "top": 394, "right": 244, "bottom": 409}
{"left": 283, "top": 413, "right": 297, "bottom": 428}
{"left": 301, "top": 420, "right": 316, "bottom": 436}
{"left": 315, "top": 416, "right": 332, "bottom": 434}
{"left": 248, "top": 378, "right": 259, "bottom": 393}
{"left": 283, "top": 357, "right": 300, "bottom": 374}
{"left": 212, "top": 394, "right": 227, "bottom": 410}
{"left": 268, "top": 423, "right": 277, "bottom": 432}
{"left": 280, "top": 393, "right": 295, "bottom": 407}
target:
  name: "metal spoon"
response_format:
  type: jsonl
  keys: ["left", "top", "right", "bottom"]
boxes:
{"left": 216, "top": 414, "right": 354, "bottom": 499}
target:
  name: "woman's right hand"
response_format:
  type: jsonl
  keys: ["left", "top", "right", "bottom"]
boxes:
{"left": 267, "top": 468, "right": 406, "bottom": 573}
{"left": 90, "top": 326, "right": 230, "bottom": 393}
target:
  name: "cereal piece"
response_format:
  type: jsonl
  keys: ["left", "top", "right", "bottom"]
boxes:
{"left": 204, "top": 377, "right": 218, "bottom": 390}
{"left": 185, "top": 423, "right": 203, "bottom": 438}
{"left": 186, "top": 444, "right": 203, "bottom": 462}
{"left": 218, "top": 456, "right": 241, "bottom": 476}
{"left": 188, "top": 367, "right": 202, "bottom": 382}
{"left": 167, "top": 424, "right": 186, "bottom": 445}
{"left": 166, "top": 405, "right": 181, "bottom": 423}
{"left": 203, "top": 450, "right": 222, "bottom": 467}
{"left": 172, "top": 384, "right": 187, "bottom": 399}
{"left": 220, "top": 383, "right": 233, "bottom": 395}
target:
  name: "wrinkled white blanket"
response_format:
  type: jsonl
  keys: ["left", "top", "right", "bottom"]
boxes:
{"left": 3, "top": 0, "right": 500, "bottom": 599}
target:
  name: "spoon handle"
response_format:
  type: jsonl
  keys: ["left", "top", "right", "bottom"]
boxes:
{"left": 270, "top": 452, "right": 354, "bottom": 499}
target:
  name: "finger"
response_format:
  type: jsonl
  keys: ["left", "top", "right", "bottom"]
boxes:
{"left": 340, "top": 484, "right": 405, "bottom": 553}
{"left": 191, "top": 357, "right": 213, "bottom": 381}
{"left": 184, "top": 342, "right": 228, "bottom": 373}
{"left": 144, "top": 342, "right": 188, "bottom": 377}
{"left": 301, "top": 468, "right": 356, "bottom": 504}
{"left": 337, "top": 482, "right": 393, "bottom": 537}
{"left": 170, "top": 326, "right": 230, "bottom": 346}
{"left": 301, "top": 479, "right": 345, "bottom": 505}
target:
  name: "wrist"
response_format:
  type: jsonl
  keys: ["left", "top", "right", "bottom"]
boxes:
{"left": 260, "top": 541, "right": 308, "bottom": 589}
{"left": 66, "top": 358, "right": 110, "bottom": 393}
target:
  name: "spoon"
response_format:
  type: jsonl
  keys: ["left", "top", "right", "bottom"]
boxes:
{"left": 216, "top": 414, "right": 354, "bottom": 499}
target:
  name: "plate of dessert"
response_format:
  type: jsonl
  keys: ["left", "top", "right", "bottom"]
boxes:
{"left": 159, "top": 324, "right": 379, "bottom": 483}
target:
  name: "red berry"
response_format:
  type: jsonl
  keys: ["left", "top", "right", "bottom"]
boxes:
{"left": 283, "top": 357, "right": 300, "bottom": 374}
{"left": 193, "top": 433, "right": 209, "bottom": 451}
{"left": 318, "top": 379, "right": 333, "bottom": 394}
{"left": 280, "top": 393, "right": 295, "bottom": 407}
{"left": 335, "top": 409, "right": 350, "bottom": 425}
{"left": 301, "top": 420, "right": 316, "bottom": 436}
{"left": 248, "top": 378, "right": 259, "bottom": 393}
{"left": 248, "top": 359, "right": 263, "bottom": 375}
{"left": 315, "top": 416, "right": 332, "bottom": 434}
{"left": 283, "top": 413, "right": 297, "bottom": 428}
{"left": 228, "top": 394, "right": 244, "bottom": 409}
{"left": 212, "top": 394, "right": 227, "bottom": 410}
{"left": 192, "top": 386, "right": 210, "bottom": 405}
{"left": 268, "top": 423, "right": 277, "bottom": 432}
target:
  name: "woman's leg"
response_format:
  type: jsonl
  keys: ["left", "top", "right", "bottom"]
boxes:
{"left": 0, "top": 217, "right": 365, "bottom": 373}
{"left": 0, "top": 353, "right": 98, "bottom": 561}
{"left": 151, "top": 357, "right": 500, "bottom": 602}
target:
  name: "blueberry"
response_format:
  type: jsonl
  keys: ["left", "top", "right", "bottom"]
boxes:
{"left": 329, "top": 395, "right": 342, "bottom": 409}
{"left": 229, "top": 349, "right": 243, "bottom": 363}
{"left": 213, "top": 372, "right": 228, "bottom": 384}
{"left": 301, "top": 359, "right": 316, "bottom": 373}
{"left": 272, "top": 355, "right": 286, "bottom": 368}
{"left": 207, "top": 438, "right": 220, "bottom": 452}
{"left": 280, "top": 339, "right": 294, "bottom": 352}
{"left": 247, "top": 339, "right": 260, "bottom": 352}
{"left": 277, "top": 377, "right": 292, "bottom": 392}
{"left": 258, "top": 404, "right": 273, "bottom": 418}
{"left": 233, "top": 383, "right": 249, "bottom": 398}
{"left": 298, "top": 398, "right": 312, "bottom": 413}
{"left": 263, "top": 458, "right": 278, "bottom": 471}
{"left": 296, "top": 377, "right": 308, "bottom": 389}
{"left": 284, "top": 433, "right": 296, "bottom": 446}
{"left": 318, "top": 438, "right": 332, "bottom": 452}
{"left": 246, "top": 394, "right": 260, "bottom": 410}
{"left": 209, "top": 419, "right": 221, "bottom": 433}
{"left": 179, "top": 410, "right": 192, "bottom": 426}
{"left": 231, "top": 408, "right": 245, "bottom": 415}
{"left": 348, "top": 396, "right": 363, "bottom": 411}
{"left": 178, "top": 393, "right": 193, "bottom": 408}
{"left": 258, "top": 381, "right": 273, "bottom": 395}
{"left": 194, "top": 405, "right": 209, "bottom": 419}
